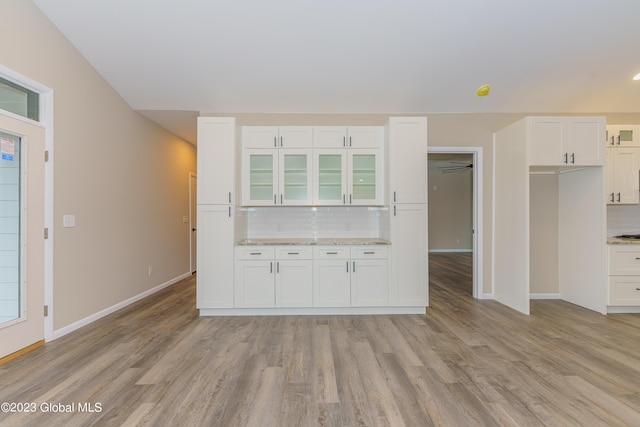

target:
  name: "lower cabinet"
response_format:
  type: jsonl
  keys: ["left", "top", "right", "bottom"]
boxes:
{"left": 234, "top": 244, "right": 389, "bottom": 309}
{"left": 313, "top": 246, "right": 389, "bottom": 307}
{"left": 608, "top": 245, "right": 640, "bottom": 306}
{"left": 234, "top": 246, "right": 313, "bottom": 308}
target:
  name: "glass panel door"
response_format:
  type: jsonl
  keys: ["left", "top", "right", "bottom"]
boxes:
{"left": 248, "top": 153, "right": 275, "bottom": 204}
{"left": 282, "top": 153, "right": 308, "bottom": 202}
{"left": 351, "top": 153, "right": 377, "bottom": 202}
{"left": 316, "top": 152, "right": 345, "bottom": 204}
{"left": 0, "top": 132, "right": 21, "bottom": 326}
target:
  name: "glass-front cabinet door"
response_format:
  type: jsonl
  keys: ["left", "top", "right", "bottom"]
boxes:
{"left": 348, "top": 149, "right": 384, "bottom": 205}
{"left": 279, "top": 150, "right": 312, "bottom": 205}
{"left": 314, "top": 150, "right": 347, "bottom": 205}
{"left": 243, "top": 150, "right": 277, "bottom": 205}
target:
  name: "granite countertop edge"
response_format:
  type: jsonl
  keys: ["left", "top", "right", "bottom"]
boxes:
{"left": 607, "top": 237, "right": 640, "bottom": 244}
{"left": 235, "top": 238, "right": 391, "bottom": 246}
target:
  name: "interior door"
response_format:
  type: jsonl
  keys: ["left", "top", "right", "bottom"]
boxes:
{"left": 0, "top": 113, "right": 45, "bottom": 359}
{"left": 190, "top": 174, "right": 197, "bottom": 273}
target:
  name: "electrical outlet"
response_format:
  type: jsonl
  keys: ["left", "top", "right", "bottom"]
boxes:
{"left": 183, "top": 216, "right": 189, "bottom": 223}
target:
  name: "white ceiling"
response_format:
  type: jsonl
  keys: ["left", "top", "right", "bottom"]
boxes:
{"left": 33, "top": 0, "right": 640, "bottom": 144}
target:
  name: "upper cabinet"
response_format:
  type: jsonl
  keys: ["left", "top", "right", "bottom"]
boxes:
{"left": 243, "top": 126, "right": 313, "bottom": 148}
{"left": 313, "top": 126, "right": 384, "bottom": 206}
{"left": 606, "top": 147, "right": 640, "bottom": 205}
{"left": 606, "top": 125, "right": 640, "bottom": 148}
{"left": 197, "top": 117, "right": 236, "bottom": 205}
{"left": 529, "top": 117, "right": 605, "bottom": 166}
{"left": 388, "top": 117, "right": 428, "bottom": 204}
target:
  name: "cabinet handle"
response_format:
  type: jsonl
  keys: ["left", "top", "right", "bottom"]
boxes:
{"left": 611, "top": 136, "right": 615, "bottom": 146}
{"left": 611, "top": 193, "right": 615, "bottom": 203}
{"left": 250, "top": 252, "right": 262, "bottom": 255}
{"left": 280, "top": 136, "right": 283, "bottom": 147}
{"left": 617, "top": 136, "right": 621, "bottom": 145}
{"left": 287, "top": 252, "right": 299, "bottom": 255}
{"left": 350, "top": 194, "right": 352, "bottom": 204}
{"left": 364, "top": 251, "right": 375, "bottom": 255}
{"left": 636, "top": 288, "right": 640, "bottom": 291}
{"left": 274, "top": 194, "right": 277, "bottom": 204}
{"left": 343, "top": 194, "right": 346, "bottom": 204}
{"left": 634, "top": 257, "right": 640, "bottom": 260}
{"left": 277, "top": 262, "right": 279, "bottom": 273}
{"left": 571, "top": 153, "right": 575, "bottom": 164}
{"left": 564, "top": 153, "right": 568, "bottom": 164}
{"left": 228, "top": 206, "right": 231, "bottom": 217}
{"left": 274, "top": 136, "right": 277, "bottom": 147}
{"left": 327, "top": 252, "right": 338, "bottom": 255}
{"left": 349, "top": 136, "right": 352, "bottom": 147}
{"left": 280, "top": 194, "right": 283, "bottom": 204}
{"left": 353, "top": 261, "right": 356, "bottom": 272}
{"left": 394, "top": 205, "right": 397, "bottom": 216}
{"left": 228, "top": 192, "right": 231, "bottom": 203}
{"left": 343, "top": 136, "right": 346, "bottom": 147}
{"left": 270, "top": 262, "right": 273, "bottom": 273}
{"left": 346, "top": 261, "right": 349, "bottom": 272}
{"left": 394, "top": 191, "right": 396, "bottom": 202}
{"left": 617, "top": 193, "right": 621, "bottom": 202}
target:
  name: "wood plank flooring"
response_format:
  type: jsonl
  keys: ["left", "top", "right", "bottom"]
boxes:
{"left": 1, "top": 252, "right": 640, "bottom": 426}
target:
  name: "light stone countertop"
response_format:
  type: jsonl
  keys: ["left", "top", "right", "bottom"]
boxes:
{"left": 607, "top": 237, "right": 640, "bottom": 244}
{"left": 235, "top": 238, "right": 391, "bottom": 246}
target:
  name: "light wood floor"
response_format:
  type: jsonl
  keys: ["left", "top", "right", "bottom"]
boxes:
{"left": 1, "top": 253, "right": 640, "bottom": 426}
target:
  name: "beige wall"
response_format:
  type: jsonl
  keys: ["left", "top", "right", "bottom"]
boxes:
{"left": 2, "top": 1, "right": 196, "bottom": 331}
{"left": 530, "top": 174, "right": 559, "bottom": 294}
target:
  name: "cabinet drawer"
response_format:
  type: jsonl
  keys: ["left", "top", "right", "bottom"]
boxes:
{"left": 313, "top": 246, "right": 350, "bottom": 259}
{"left": 608, "top": 276, "right": 640, "bottom": 306}
{"left": 275, "top": 246, "right": 313, "bottom": 259}
{"left": 235, "top": 246, "right": 275, "bottom": 260}
{"left": 609, "top": 245, "right": 640, "bottom": 275}
{"left": 351, "top": 246, "right": 389, "bottom": 259}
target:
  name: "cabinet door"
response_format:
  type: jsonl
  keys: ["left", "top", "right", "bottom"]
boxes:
{"left": 348, "top": 149, "right": 384, "bottom": 205}
{"left": 234, "top": 260, "right": 275, "bottom": 307}
{"left": 608, "top": 276, "right": 640, "bottom": 306}
{"left": 388, "top": 117, "right": 428, "bottom": 203}
{"left": 529, "top": 117, "right": 566, "bottom": 166}
{"left": 608, "top": 148, "right": 640, "bottom": 204}
{"left": 313, "top": 260, "right": 350, "bottom": 307}
{"left": 279, "top": 126, "right": 313, "bottom": 148}
{"left": 568, "top": 117, "right": 605, "bottom": 166}
{"left": 350, "top": 259, "right": 389, "bottom": 306}
{"left": 607, "top": 125, "right": 640, "bottom": 148}
{"left": 276, "top": 260, "right": 313, "bottom": 307}
{"left": 314, "top": 150, "right": 347, "bottom": 205}
{"left": 196, "top": 205, "right": 234, "bottom": 308}
{"left": 243, "top": 126, "right": 279, "bottom": 149}
{"left": 347, "top": 126, "right": 384, "bottom": 149}
{"left": 314, "top": 126, "right": 347, "bottom": 148}
{"left": 243, "top": 150, "right": 277, "bottom": 205}
{"left": 390, "top": 204, "right": 428, "bottom": 306}
{"left": 197, "top": 117, "right": 235, "bottom": 205}
{"left": 279, "top": 150, "right": 312, "bottom": 205}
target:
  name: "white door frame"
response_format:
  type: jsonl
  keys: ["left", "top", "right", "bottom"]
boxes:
{"left": 428, "top": 146, "right": 483, "bottom": 299}
{"left": 0, "top": 65, "right": 54, "bottom": 341}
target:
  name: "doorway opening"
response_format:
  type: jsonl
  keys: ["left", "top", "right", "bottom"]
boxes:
{"left": 428, "top": 147, "right": 483, "bottom": 299}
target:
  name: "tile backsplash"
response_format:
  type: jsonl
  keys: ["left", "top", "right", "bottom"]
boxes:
{"left": 607, "top": 204, "right": 640, "bottom": 236}
{"left": 235, "top": 206, "right": 390, "bottom": 241}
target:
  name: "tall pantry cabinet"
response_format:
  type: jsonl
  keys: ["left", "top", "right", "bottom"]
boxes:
{"left": 388, "top": 117, "right": 429, "bottom": 307}
{"left": 196, "top": 117, "right": 236, "bottom": 309}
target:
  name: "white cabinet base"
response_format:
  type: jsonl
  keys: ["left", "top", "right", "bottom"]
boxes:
{"left": 200, "top": 307, "right": 425, "bottom": 316}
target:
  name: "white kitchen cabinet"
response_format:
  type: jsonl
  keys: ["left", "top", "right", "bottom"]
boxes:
{"left": 313, "top": 246, "right": 389, "bottom": 307}
{"left": 275, "top": 247, "right": 313, "bottom": 307}
{"left": 529, "top": 116, "right": 605, "bottom": 166}
{"left": 196, "top": 205, "right": 235, "bottom": 308}
{"left": 242, "top": 149, "right": 313, "bottom": 205}
{"left": 312, "top": 148, "right": 383, "bottom": 205}
{"left": 388, "top": 117, "right": 428, "bottom": 204}
{"left": 390, "top": 203, "right": 428, "bottom": 306}
{"left": 350, "top": 247, "right": 389, "bottom": 307}
{"left": 605, "top": 147, "right": 639, "bottom": 204}
{"left": 242, "top": 126, "right": 313, "bottom": 148}
{"left": 608, "top": 245, "right": 640, "bottom": 306}
{"left": 197, "top": 117, "right": 235, "bottom": 205}
{"left": 313, "top": 126, "right": 383, "bottom": 149}
{"left": 196, "top": 117, "right": 236, "bottom": 312}
{"left": 313, "top": 247, "right": 351, "bottom": 307}
{"left": 234, "top": 247, "right": 276, "bottom": 308}
{"left": 606, "top": 125, "right": 640, "bottom": 148}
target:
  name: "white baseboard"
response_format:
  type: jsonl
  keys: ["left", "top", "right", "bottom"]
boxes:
{"left": 429, "top": 249, "right": 473, "bottom": 253}
{"left": 51, "top": 272, "right": 192, "bottom": 340}
{"left": 480, "top": 293, "right": 494, "bottom": 300}
{"left": 607, "top": 306, "right": 640, "bottom": 314}
{"left": 529, "top": 293, "right": 561, "bottom": 299}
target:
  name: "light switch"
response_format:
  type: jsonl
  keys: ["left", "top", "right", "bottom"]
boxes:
{"left": 63, "top": 214, "right": 76, "bottom": 228}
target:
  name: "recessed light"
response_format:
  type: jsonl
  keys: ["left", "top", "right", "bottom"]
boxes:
{"left": 634, "top": 73, "right": 640, "bottom": 81}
